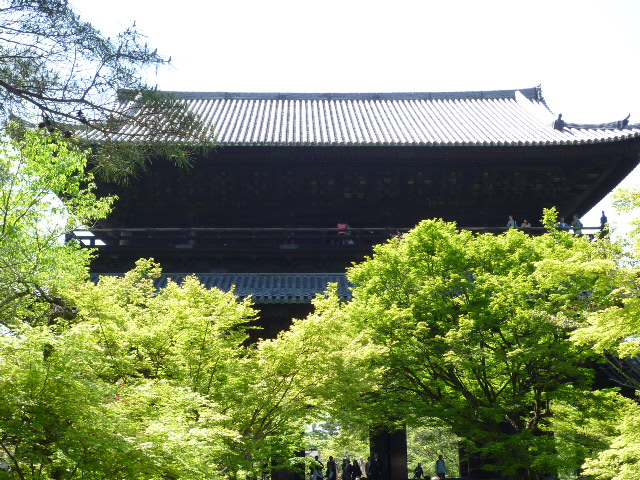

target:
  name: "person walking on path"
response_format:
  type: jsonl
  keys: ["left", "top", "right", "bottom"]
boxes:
{"left": 369, "top": 453, "right": 382, "bottom": 480}
{"left": 435, "top": 455, "right": 447, "bottom": 480}
{"left": 310, "top": 456, "right": 324, "bottom": 480}
{"left": 327, "top": 456, "right": 337, "bottom": 480}
{"left": 351, "top": 459, "right": 362, "bottom": 480}
{"left": 342, "top": 459, "right": 352, "bottom": 480}
{"left": 413, "top": 462, "right": 424, "bottom": 480}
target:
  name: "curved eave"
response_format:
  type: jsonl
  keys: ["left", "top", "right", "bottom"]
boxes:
{"left": 214, "top": 130, "right": 640, "bottom": 148}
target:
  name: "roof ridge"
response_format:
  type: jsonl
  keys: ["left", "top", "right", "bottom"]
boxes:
{"left": 119, "top": 87, "right": 543, "bottom": 102}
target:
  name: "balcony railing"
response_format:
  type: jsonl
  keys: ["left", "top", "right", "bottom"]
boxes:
{"left": 70, "top": 226, "right": 607, "bottom": 250}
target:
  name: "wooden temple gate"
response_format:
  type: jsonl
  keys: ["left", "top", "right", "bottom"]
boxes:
{"left": 83, "top": 87, "right": 640, "bottom": 480}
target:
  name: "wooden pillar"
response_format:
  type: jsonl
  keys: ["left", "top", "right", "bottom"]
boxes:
{"left": 370, "top": 427, "right": 408, "bottom": 480}
{"left": 459, "top": 449, "right": 498, "bottom": 479}
{"left": 458, "top": 443, "right": 469, "bottom": 479}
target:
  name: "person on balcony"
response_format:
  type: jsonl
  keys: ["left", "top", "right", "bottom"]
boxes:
{"left": 558, "top": 217, "right": 569, "bottom": 230}
{"left": 337, "top": 221, "right": 351, "bottom": 245}
{"left": 571, "top": 214, "right": 583, "bottom": 235}
{"left": 600, "top": 211, "right": 609, "bottom": 237}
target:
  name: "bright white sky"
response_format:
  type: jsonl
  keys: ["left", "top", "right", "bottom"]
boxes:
{"left": 70, "top": 0, "right": 640, "bottom": 231}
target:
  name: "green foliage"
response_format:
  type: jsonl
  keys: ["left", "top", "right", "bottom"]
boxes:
{"left": 316, "top": 219, "right": 627, "bottom": 479}
{"left": 544, "top": 388, "right": 630, "bottom": 479}
{"left": 1, "top": 260, "right": 240, "bottom": 479}
{"left": 612, "top": 187, "right": 640, "bottom": 225}
{"left": 561, "top": 185, "right": 640, "bottom": 480}
{"left": 570, "top": 190, "right": 640, "bottom": 374}
{"left": 1, "top": 256, "right": 320, "bottom": 479}
{"left": 580, "top": 398, "right": 640, "bottom": 480}
{"left": 0, "top": 126, "right": 114, "bottom": 330}
{"left": 72, "top": 259, "right": 315, "bottom": 479}
{"left": 306, "top": 421, "right": 369, "bottom": 463}
{"left": 571, "top": 284, "right": 640, "bottom": 359}
{"left": 611, "top": 187, "right": 640, "bottom": 258}
{"left": 0, "top": 323, "right": 125, "bottom": 478}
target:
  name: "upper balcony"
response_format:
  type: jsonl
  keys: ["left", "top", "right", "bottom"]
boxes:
{"left": 72, "top": 225, "right": 606, "bottom": 252}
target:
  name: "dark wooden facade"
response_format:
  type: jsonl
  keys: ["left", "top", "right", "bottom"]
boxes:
{"left": 89, "top": 141, "right": 640, "bottom": 275}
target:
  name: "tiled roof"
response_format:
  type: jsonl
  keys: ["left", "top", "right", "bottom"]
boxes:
{"left": 89, "top": 273, "right": 351, "bottom": 304}
{"left": 87, "top": 86, "right": 640, "bottom": 147}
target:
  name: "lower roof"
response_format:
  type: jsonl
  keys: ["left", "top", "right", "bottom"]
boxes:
{"left": 89, "top": 272, "right": 352, "bottom": 304}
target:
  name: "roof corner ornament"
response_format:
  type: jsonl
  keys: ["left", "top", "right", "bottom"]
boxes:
{"left": 553, "top": 114, "right": 565, "bottom": 131}
{"left": 620, "top": 114, "right": 630, "bottom": 128}
{"left": 536, "top": 84, "right": 543, "bottom": 101}
{"left": 554, "top": 113, "right": 633, "bottom": 131}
